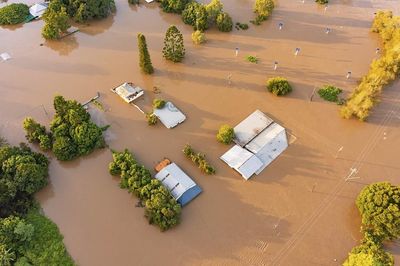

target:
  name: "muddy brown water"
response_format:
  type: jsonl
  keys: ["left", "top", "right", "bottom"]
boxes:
{"left": 1, "top": 0, "right": 400, "bottom": 265}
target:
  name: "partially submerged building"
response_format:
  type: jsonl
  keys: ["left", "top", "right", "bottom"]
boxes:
{"left": 26, "top": 3, "right": 48, "bottom": 22}
{"left": 220, "top": 110, "right": 288, "bottom": 180}
{"left": 155, "top": 162, "right": 202, "bottom": 206}
{"left": 153, "top": 102, "right": 186, "bottom": 129}
{"left": 111, "top": 82, "right": 144, "bottom": 103}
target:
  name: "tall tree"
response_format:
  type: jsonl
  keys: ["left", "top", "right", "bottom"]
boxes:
{"left": 162, "top": 25, "right": 185, "bottom": 63}
{"left": 206, "top": 0, "right": 223, "bottom": 25}
{"left": 41, "top": 0, "right": 70, "bottom": 40}
{"left": 137, "top": 33, "right": 154, "bottom": 74}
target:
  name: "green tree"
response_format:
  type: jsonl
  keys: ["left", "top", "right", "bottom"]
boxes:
{"left": 138, "top": 33, "right": 154, "bottom": 74}
{"left": 0, "top": 244, "right": 15, "bottom": 266}
{"left": 22, "top": 118, "right": 52, "bottom": 151}
{"left": 162, "top": 25, "right": 185, "bottom": 62}
{"left": 206, "top": 0, "right": 223, "bottom": 25}
{"left": 254, "top": 0, "right": 274, "bottom": 24}
{"left": 266, "top": 77, "right": 292, "bottom": 96}
{"left": 0, "top": 3, "right": 29, "bottom": 25}
{"left": 0, "top": 216, "right": 34, "bottom": 257}
{"left": 216, "top": 125, "right": 235, "bottom": 144}
{"left": 42, "top": 0, "right": 70, "bottom": 40}
{"left": 356, "top": 182, "right": 400, "bottom": 240}
{"left": 62, "top": 0, "right": 116, "bottom": 22}
{"left": 315, "top": 0, "right": 328, "bottom": 4}
{"left": 153, "top": 99, "right": 166, "bottom": 109}
{"left": 181, "top": 3, "right": 208, "bottom": 31}
{"left": 216, "top": 12, "right": 233, "bottom": 32}
{"left": 317, "top": 85, "right": 343, "bottom": 103}
{"left": 160, "top": 0, "right": 189, "bottom": 14}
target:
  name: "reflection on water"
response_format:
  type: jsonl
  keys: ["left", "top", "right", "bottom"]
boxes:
{"left": 43, "top": 35, "right": 79, "bottom": 56}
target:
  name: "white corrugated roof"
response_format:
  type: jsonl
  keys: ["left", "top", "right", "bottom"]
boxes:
{"left": 245, "top": 123, "right": 286, "bottom": 153}
{"left": 155, "top": 163, "right": 196, "bottom": 200}
{"left": 153, "top": 102, "right": 186, "bottom": 129}
{"left": 237, "top": 155, "right": 264, "bottom": 180}
{"left": 220, "top": 145, "right": 254, "bottom": 169}
{"left": 234, "top": 109, "right": 273, "bottom": 147}
{"left": 29, "top": 3, "right": 48, "bottom": 17}
{"left": 113, "top": 83, "right": 143, "bottom": 103}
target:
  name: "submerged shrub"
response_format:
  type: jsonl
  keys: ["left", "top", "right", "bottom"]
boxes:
{"left": 146, "top": 113, "right": 158, "bottom": 125}
{"left": 191, "top": 30, "right": 206, "bottom": 44}
{"left": 318, "top": 85, "right": 342, "bottom": 103}
{"left": 315, "top": 0, "right": 328, "bottom": 4}
{"left": 153, "top": 99, "right": 166, "bottom": 109}
{"left": 266, "top": 77, "right": 292, "bottom": 96}
{"left": 183, "top": 144, "right": 216, "bottom": 175}
{"left": 0, "top": 3, "right": 29, "bottom": 25}
{"left": 216, "top": 124, "right": 235, "bottom": 144}
{"left": 216, "top": 12, "right": 232, "bottom": 32}
{"left": 253, "top": 0, "right": 274, "bottom": 24}
{"left": 246, "top": 55, "right": 259, "bottom": 63}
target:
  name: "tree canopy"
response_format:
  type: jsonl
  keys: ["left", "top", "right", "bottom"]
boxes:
{"left": 216, "top": 124, "right": 235, "bottom": 144}
{"left": 253, "top": 0, "right": 274, "bottom": 24}
{"left": 160, "top": 0, "right": 189, "bottom": 14}
{"left": 0, "top": 3, "right": 29, "bottom": 25}
{"left": 42, "top": 0, "right": 71, "bottom": 40}
{"left": 61, "top": 0, "right": 116, "bottom": 22}
{"left": 23, "top": 95, "right": 107, "bottom": 161}
{"left": 162, "top": 25, "right": 185, "bottom": 63}
{"left": 266, "top": 77, "right": 292, "bottom": 96}
{"left": 109, "top": 150, "right": 181, "bottom": 231}
{"left": 138, "top": 33, "right": 154, "bottom": 74}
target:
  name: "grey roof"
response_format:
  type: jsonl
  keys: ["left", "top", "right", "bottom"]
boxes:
{"left": 233, "top": 109, "right": 273, "bottom": 147}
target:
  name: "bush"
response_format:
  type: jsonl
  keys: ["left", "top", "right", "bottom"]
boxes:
{"left": 246, "top": 55, "right": 259, "bottom": 63}
{"left": 23, "top": 95, "right": 107, "bottom": 161}
{"left": 160, "top": 0, "right": 189, "bottom": 14}
{"left": 109, "top": 150, "right": 181, "bottom": 231}
{"left": 317, "top": 85, "right": 342, "bottom": 103}
{"left": 216, "top": 12, "right": 232, "bottom": 32}
{"left": 341, "top": 11, "right": 400, "bottom": 121}
{"left": 356, "top": 182, "right": 400, "bottom": 240}
{"left": 153, "top": 99, "right": 166, "bottom": 109}
{"left": 183, "top": 145, "right": 216, "bottom": 175}
{"left": 138, "top": 33, "right": 154, "bottom": 74}
{"left": 254, "top": 0, "right": 274, "bottom": 24}
{"left": 0, "top": 145, "right": 49, "bottom": 218}
{"left": 315, "top": 0, "right": 328, "bottom": 4}
{"left": 181, "top": 2, "right": 208, "bottom": 31}
{"left": 216, "top": 124, "right": 235, "bottom": 144}
{"left": 267, "top": 77, "right": 292, "bottom": 96}
{"left": 146, "top": 113, "right": 158, "bottom": 125}
{"left": 191, "top": 30, "right": 206, "bottom": 44}
{"left": 42, "top": 0, "right": 70, "bottom": 40}
{"left": 163, "top": 25, "right": 185, "bottom": 62}
{"left": 205, "top": 0, "right": 222, "bottom": 25}
{"left": 0, "top": 3, "right": 29, "bottom": 25}
{"left": 235, "top": 22, "right": 249, "bottom": 30}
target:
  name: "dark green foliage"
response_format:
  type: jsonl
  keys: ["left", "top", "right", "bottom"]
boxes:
{"left": 315, "top": 0, "right": 328, "bottom": 4}
{"left": 246, "top": 55, "right": 259, "bottom": 63}
{"left": 42, "top": 0, "right": 70, "bottom": 40}
{"left": 216, "top": 124, "right": 234, "bottom": 144}
{"left": 23, "top": 95, "right": 107, "bottom": 161}
{"left": 235, "top": 22, "right": 249, "bottom": 30}
{"left": 182, "top": 2, "right": 200, "bottom": 28}
{"left": 317, "top": 85, "right": 343, "bottom": 103}
{"left": 267, "top": 77, "right": 292, "bottom": 96}
{"left": 253, "top": 0, "right": 274, "bottom": 24}
{"left": 205, "top": 0, "right": 222, "bottom": 26}
{"left": 0, "top": 243, "right": 15, "bottom": 266}
{"left": 183, "top": 144, "right": 216, "bottom": 175}
{"left": 356, "top": 182, "right": 400, "bottom": 240}
{"left": 153, "top": 99, "right": 166, "bottom": 109}
{"left": 0, "top": 3, "right": 29, "bottom": 25}
{"left": 109, "top": 150, "right": 181, "bottom": 231}
{"left": 216, "top": 12, "right": 232, "bottom": 32}
{"left": 128, "top": 0, "right": 139, "bottom": 4}
{"left": 344, "top": 238, "right": 394, "bottom": 266}
{"left": 138, "top": 33, "right": 154, "bottom": 75}
{"left": 341, "top": 11, "right": 400, "bottom": 121}
{"left": 61, "top": 0, "right": 115, "bottom": 22}
{"left": 146, "top": 113, "right": 158, "bottom": 125}
{"left": 163, "top": 25, "right": 185, "bottom": 62}
{"left": 0, "top": 145, "right": 49, "bottom": 218}
{"left": 0, "top": 136, "right": 7, "bottom": 147}
{"left": 160, "top": 0, "right": 189, "bottom": 14}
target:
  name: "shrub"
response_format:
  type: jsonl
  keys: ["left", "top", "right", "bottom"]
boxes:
{"left": 183, "top": 145, "right": 216, "bottom": 175}
{"left": 216, "top": 124, "right": 235, "bottom": 144}
{"left": 138, "top": 33, "right": 154, "bottom": 74}
{"left": 317, "top": 85, "right": 342, "bottom": 103}
{"left": 216, "top": 12, "right": 232, "bottom": 32}
{"left": 23, "top": 95, "right": 107, "bottom": 161}
{"left": 0, "top": 3, "right": 29, "bottom": 25}
{"left": 340, "top": 11, "right": 400, "bottom": 121}
{"left": 235, "top": 22, "right": 249, "bottom": 30}
{"left": 344, "top": 240, "right": 393, "bottom": 266}
{"left": 42, "top": 0, "right": 70, "bottom": 40}
{"left": 153, "top": 99, "right": 166, "bottom": 109}
{"left": 163, "top": 25, "right": 185, "bottom": 62}
{"left": 254, "top": 0, "right": 274, "bottom": 24}
{"left": 315, "top": 0, "right": 328, "bottom": 4}
{"left": 267, "top": 77, "right": 292, "bottom": 96}
{"left": 109, "top": 150, "right": 181, "bottom": 231}
{"left": 146, "top": 113, "right": 158, "bottom": 125}
{"left": 191, "top": 30, "right": 206, "bottom": 44}
{"left": 160, "top": 0, "right": 189, "bottom": 14}
{"left": 246, "top": 55, "right": 259, "bottom": 63}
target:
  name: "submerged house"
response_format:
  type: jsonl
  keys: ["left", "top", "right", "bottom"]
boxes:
{"left": 155, "top": 162, "right": 202, "bottom": 206}
{"left": 111, "top": 82, "right": 144, "bottom": 104}
{"left": 220, "top": 110, "right": 288, "bottom": 180}
{"left": 26, "top": 3, "right": 48, "bottom": 22}
{"left": 153, "top": 102, "right": 186, "bottom": 129}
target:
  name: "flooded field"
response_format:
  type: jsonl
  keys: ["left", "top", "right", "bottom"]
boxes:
{"left": 1, "top": 0, "right": 400, "bottom": 265}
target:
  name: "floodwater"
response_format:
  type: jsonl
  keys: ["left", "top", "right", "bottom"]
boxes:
{"left": 1, "top": 0, "right": 400, "bottom": 265}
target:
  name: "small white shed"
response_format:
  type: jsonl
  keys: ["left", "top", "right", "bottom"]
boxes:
{"left": 29, "top": 3, "right": 48, "bottom": 18}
